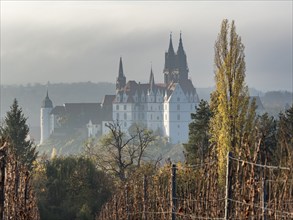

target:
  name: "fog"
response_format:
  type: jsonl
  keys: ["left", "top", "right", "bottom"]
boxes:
{"left": 1, "top": 1, "right": 292, "bottom": 91}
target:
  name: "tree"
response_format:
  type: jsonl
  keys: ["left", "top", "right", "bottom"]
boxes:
{"left": 33, "top": 156, "right": 113, "bottom": 220}
{"left": 277, "top": 105, "right": 293, "bottom": 167}
{"left": 209, "top": 19, "right": 256, "bottom": 181}
{"left": 256, "top": 113, "right": 277, "bottom": 165}
{"left": 1, "top": 99, "right": 37, "bottom": 169}
{"left": 84, "top": 121, "right": 156, "bottom": 181}
{"left": 183, "top": 100, "right": 212, "bottom": 164}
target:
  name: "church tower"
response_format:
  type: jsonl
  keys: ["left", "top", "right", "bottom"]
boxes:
{"left": 40, "top": 89, "right": 53, "bottom": 144}
{"left": 177, "top": 32, "right": 189, "bottom": 82}
{"left": 116, "top": 57, "right": 126, "bottom": 90}
{"left": 163, "top": 33, "right": 189, "bottom": 85}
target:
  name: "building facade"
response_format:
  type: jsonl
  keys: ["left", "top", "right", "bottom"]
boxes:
{"left": 112, "top": 34, "right": 199, "bottom": 143}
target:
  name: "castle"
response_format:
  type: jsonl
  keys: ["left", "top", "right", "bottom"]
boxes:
{"left": 40, "top": 34, "right": 199, "bottom": 145}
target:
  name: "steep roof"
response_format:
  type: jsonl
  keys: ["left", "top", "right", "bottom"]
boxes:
{"left": 50, "top": 106, "right": 65, "bottom": 115}
{"left": 102, "top": 95, "right": 115, "bottom": 106}
{"left": 41, "top": 91, "right": 53, "bottom": 108}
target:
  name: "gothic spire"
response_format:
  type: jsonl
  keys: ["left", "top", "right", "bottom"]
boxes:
{"left": 177, "top": 31, "right": 184, "bottom": 54}
{"left": 168, "top": 32, "right": 175, "bottom": 55}
{"left": 119, "top": 57, "right": 124, "bottom": 77}
{"left": 116, "top": 57, "right": 126, "bottom": 90}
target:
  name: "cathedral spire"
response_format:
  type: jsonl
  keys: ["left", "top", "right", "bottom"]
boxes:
{"left": 119, "top": 57, "right": 124, "bottom": 77}
{"left": 116, "top": 57, "right": 126, "bottom": 90}
{"left": 177, "top": 31, "right": 184, "bottom": 54}
{"left": 168, "top": 32, "right": 175, "bottom": 55}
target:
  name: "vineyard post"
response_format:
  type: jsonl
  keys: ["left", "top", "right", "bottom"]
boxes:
{"left": 171, "top": 164, "right": 177, "bottom": 220}
{"left": 224, "top": 152, "right": 232, "bottom": 220}
{"left": 114, "top": 195, "right": 118, "bottom": 220}
{"left": 0, "top": 145, "right": 6, "bottom": 219}
{"left": 143, "top": 175, "right": 147, "bottom": 220}
{"left": 125, "top": 183, "right": 130, "bottom": 220}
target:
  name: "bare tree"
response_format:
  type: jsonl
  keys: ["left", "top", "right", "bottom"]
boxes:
{"left": 84, "top": 121, "right": 156, "bottom": 181}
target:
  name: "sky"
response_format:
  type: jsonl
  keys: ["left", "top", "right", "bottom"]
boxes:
{"left": 1, "top": 1, "right": 292, "bottom": 92}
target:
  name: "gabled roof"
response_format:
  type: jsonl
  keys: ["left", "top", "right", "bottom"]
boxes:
{"left": 50, "top": 106, "right": 65, "bottom": 115}
{"left": 102, "top": 95, "right": 115, "bottom": 106}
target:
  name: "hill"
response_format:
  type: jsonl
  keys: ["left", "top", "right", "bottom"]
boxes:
{"left": 1, "top": 82, "right": 292, "bottom": 143}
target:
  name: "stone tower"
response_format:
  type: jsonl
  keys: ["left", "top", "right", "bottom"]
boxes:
{"left": 40, "top": 90, "right": 53, "bottom": 144}
{"left": 163, "top": 32, "right": 189, "bottom": 85}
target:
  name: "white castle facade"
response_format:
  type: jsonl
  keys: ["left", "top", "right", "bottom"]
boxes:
{"left": 40, "top": 34, "right": 199, "bottom": 144}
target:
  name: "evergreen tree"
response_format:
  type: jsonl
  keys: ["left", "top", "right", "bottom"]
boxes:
{"left": 1, "top": 99, "right": 37, "bottom": 169}
{"left": 209, "top": 19, "right": 256, "bottom": 181}
{"left": 277, "top": 105, "right": 293, "bottom": 167}
{"left": 256, "top": 113, "right": 277, "bottom": 164}
{"left": 184, "top": 99, "right": 212, "bottom": 164}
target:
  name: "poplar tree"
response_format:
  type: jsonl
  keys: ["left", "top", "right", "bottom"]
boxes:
{"left": 1, "top": 99, "right": 37, "bottom": 170}
{"left": 209, "top": 19, "right": 256, "bottom": 181}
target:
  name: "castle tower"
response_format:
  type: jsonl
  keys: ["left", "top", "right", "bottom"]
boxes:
{"left": 177, "top": 32, "right": 189, "bottom": 82}
{"left": 164, "top": 33, "right": 176, "bottom": 84}
{"left": 163, "top": 32, "right": 189, "bottom": 85}
{"left": 116, "top": 57, "right": 126, "bottom": 90}
{"left": 40, "top": 89, "right": 53, "bottom": 144}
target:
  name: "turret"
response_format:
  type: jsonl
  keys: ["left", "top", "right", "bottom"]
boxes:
{"left": 40, "top": 89, "right": 53, "bottom": 144}
{"left": 116, "top": 57, "right": 126, "bottom": 90}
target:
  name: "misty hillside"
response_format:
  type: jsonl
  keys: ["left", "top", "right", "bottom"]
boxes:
{"left": 1, "top": 82, "right": 292, "bottom": 142}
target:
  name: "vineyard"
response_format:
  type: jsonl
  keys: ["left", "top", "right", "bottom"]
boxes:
{"left": 98, "top": 153, "right": 293, "bottom": 220}
{"left": 0, "top": 140, "right": 40, "bottom": 220}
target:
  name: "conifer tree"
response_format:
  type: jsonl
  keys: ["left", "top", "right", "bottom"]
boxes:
{"left": 1, "top": 99, "right": 37, "bottom": 170}
{"left": 277, "top": 105, "right": 293, "bottom": 167}
{"left": 209, "top": 19, "right": 256, "bottom": 181}
{"left": 184, "top": 99, "right": 212, "bottom": 164}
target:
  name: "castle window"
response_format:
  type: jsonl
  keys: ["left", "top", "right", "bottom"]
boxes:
{"left": 177, "top": 104, "right": 180, "bottom": 111}
{"left": 116, "top": 113, "right": 119, "bottom": 120}
{"left": 116, "top": 105, "right": 119, "bottom": 110}
{"left": 177, "top": 97, "right": 180, "bottom": 102}
{"left": 124, "top": 105, "right": 127, "bottom": 110}
{"left": 150, "top": 114, "right": 153, "bottom": 120}
{"left": 177, "top": 114, "right": 180, "bottom": 120}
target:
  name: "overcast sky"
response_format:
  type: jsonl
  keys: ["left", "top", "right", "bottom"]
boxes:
{"left": 1, "top": 1, "right": 292, "bottom": 91}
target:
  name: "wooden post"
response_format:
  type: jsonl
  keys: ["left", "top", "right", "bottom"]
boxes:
{"left": 0, "top": 144, "right": 6, "bottom": 220}
{"left": 143, "top": 175, "right": 147, "bottom": 220}
{"left": 125, "top": 183, "right": 130, "bottom": 220}
{"left": 171, "top": 164, "right": 177, "bottom": 220}
{"left": 225, "top": 152, "right": 232, "bottom": 220}
{"left": 262, "top": 161, "right": 267, "bottom": 220}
